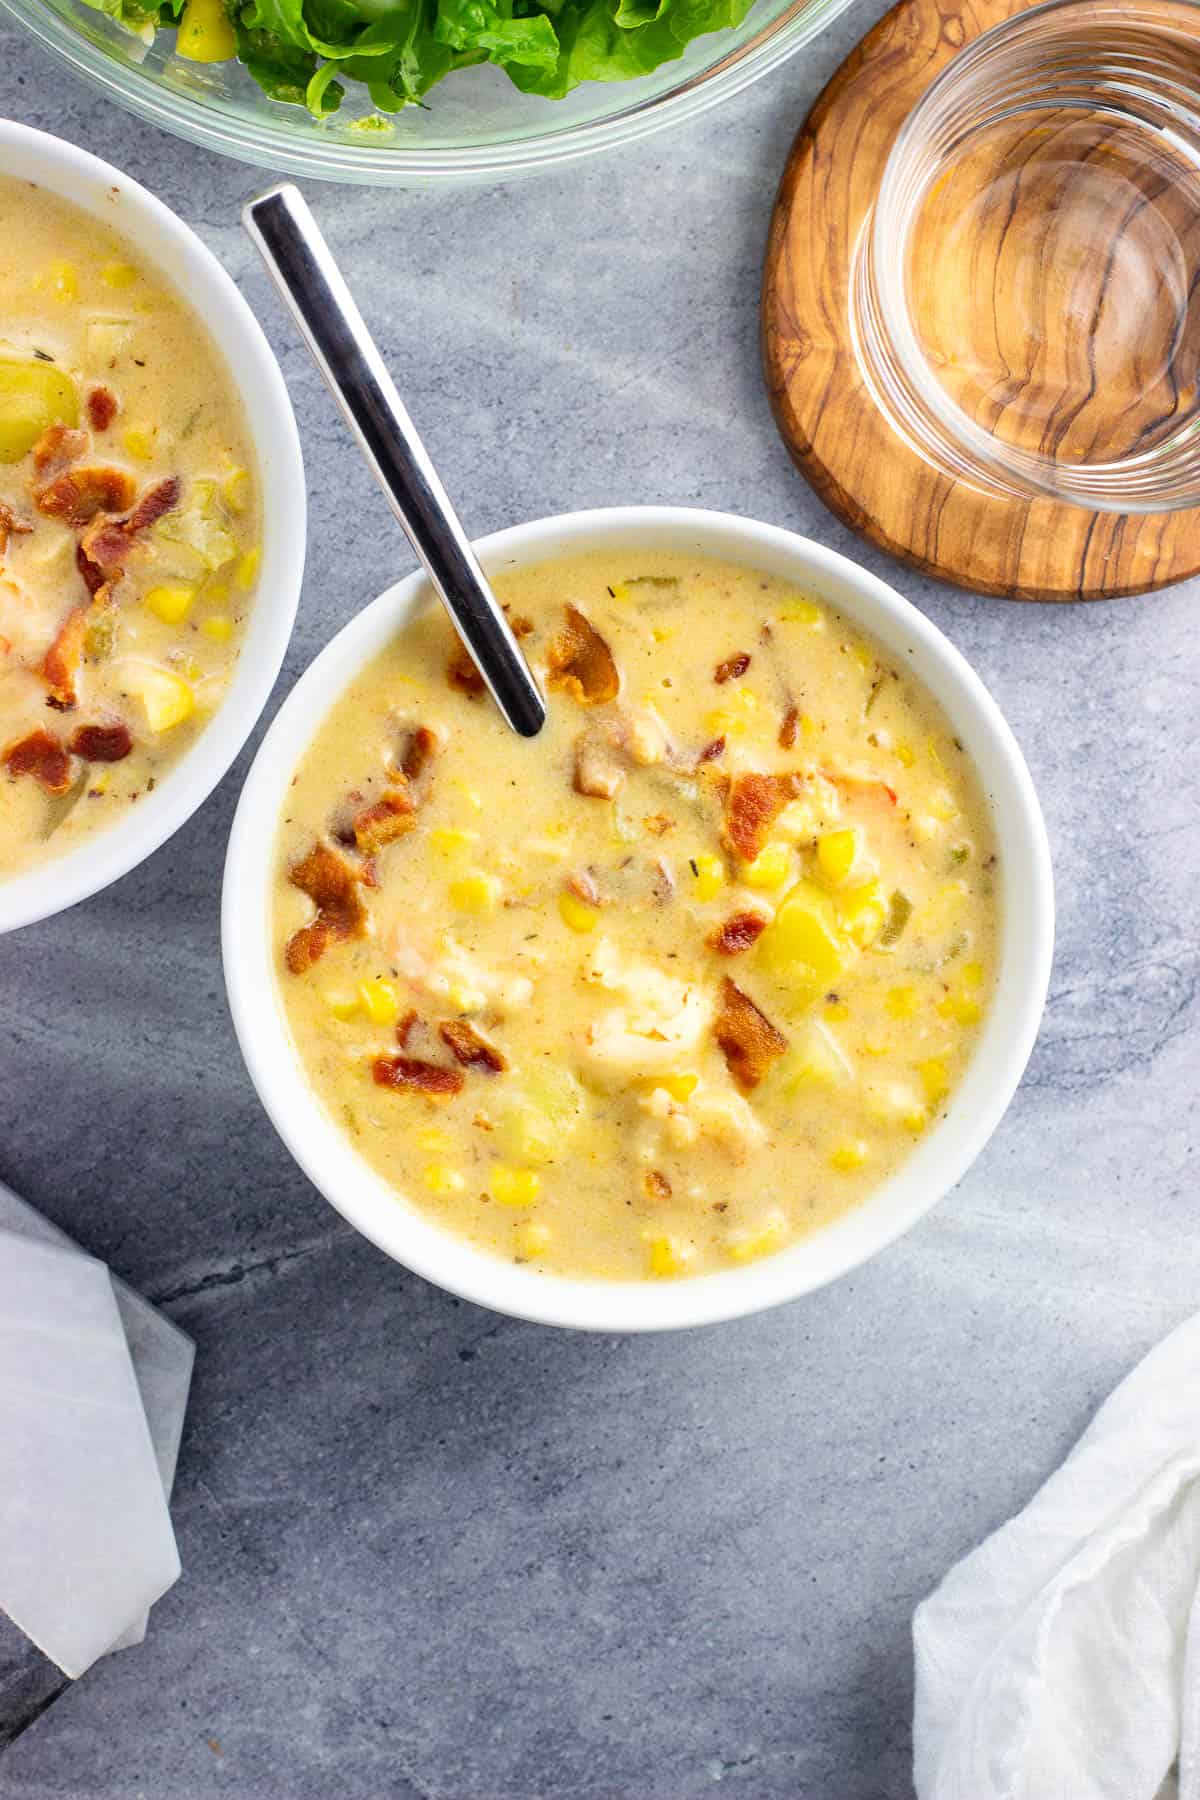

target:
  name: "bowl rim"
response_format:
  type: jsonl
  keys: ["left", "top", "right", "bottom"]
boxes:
{"left": 223, "top": 505, "right": 1054, "bottom": 1332}
{"left": 0, "top": 0, "right": 856, "bottom": 184}
{"left": 0, "top": 118, "right": 305, "bottom": 934}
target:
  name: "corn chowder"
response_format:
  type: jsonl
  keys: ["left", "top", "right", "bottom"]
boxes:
{"left": 0, "top": 177, "right": 261, "bottom": 880}
{"left": 274, "top": 553, "right": 998, "bottom": 1282}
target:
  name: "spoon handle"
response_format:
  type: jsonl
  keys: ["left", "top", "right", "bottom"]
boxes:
{"left": 243, "top": 183, "right": 545, "bottom": 739}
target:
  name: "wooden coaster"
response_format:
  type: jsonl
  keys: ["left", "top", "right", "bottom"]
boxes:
{"left": 761, "top": 0, "right": 1200, "bottom": 600}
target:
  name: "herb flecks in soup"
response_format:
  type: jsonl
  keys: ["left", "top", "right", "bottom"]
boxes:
{"left": 275, "top": 554, "right": 999, "bottom": 1282}
{"left": 0, "top": 178, "right": 262, "bottom": 880}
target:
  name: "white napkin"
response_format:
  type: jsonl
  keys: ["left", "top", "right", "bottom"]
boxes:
{"left": 914, "top": 1312, "right": 1200, "bottom": 1800}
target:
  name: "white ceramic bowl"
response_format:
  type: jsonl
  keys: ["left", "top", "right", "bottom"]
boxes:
{"left": 223, "top": 508, "right": 1053, "bottom": 1332}
{"left": 0, "top": 120, "right": 305, "bottom": 933}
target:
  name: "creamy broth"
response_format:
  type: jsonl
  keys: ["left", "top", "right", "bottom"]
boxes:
{"left": 274, "top": 553, "right": 999, "bottom": 1282}
{"left": 0, "top": 177, "right": 262, "bottom": 879}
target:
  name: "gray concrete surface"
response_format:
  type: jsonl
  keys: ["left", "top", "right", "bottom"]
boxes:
{"left": 0, "top": 4, "right": 1197, "bottom": 1792}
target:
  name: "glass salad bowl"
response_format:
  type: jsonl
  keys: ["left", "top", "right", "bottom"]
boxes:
{"left": 0, "top": 0, "right": 854, "bottom": 184}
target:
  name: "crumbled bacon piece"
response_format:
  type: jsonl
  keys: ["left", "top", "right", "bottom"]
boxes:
{"left": 567, "top": 868, "right": 601, "bottom": 906}
{"left": 86, "top": 386, "right": 118, "bottom": 432}
{"left": 43, "top": 605, "right": 89, "bottom": 709}
{"left": 714, "top": 652, "right": 751, "bottom": 684}
{"left": 779, "top": 705, "right": 799, "bottom": 750}
{"left": 0, "top": 501, "right": 31, "bottom": 557}
{"left": 79, "top": 476, "right": 181, "bottom": 580}
{"left": 69, "top": 722, "right": 132, "bottom": 762}
{"left": 352, "top": 783, "right": 416, "bottom": 855}
{"left": 696, "top": 735, "right": 726, "bottom": 765}
{"left": 372, "top": 1055, "right": 464, "bottom": 1099}
{"left": 723, "top": 772, "right": 804, "bottom": 862}
{"left": 829, "top": 772, "right": 898, "bottom": 807}
{"left": 546, "top": 605, "right": 619, "bottom": 706}
{"left": 395, "top": 1009, "right": 420, "bottom": 1048}
{"left": 714, "top": 977, "right": 787, "bottom": 1091}
{"left": 447, "top": 610, "right": 532, "bottom": 697}
{"left": 76, "top": 542, "right": 106, "bottom": 597}
{"left": 439, "top": 1020, "right": 507, "bottom": 1073}
{"left": 5, "top": 727, "right": 73, "bottom": 792}
{"left": 708, "top": 911, "right": 768, "bottom": 956}
{"left": 643, "top": 1170, "right": 672, "bottom": 1201}
{"left": 31, "top": 424, "right": 87, "bottom": 478}
{"left": 35, "top": 465, "right": 138, "bottom": 529}
{"left": 399, "top": 724, "right": 440, "bottom": 783}
{"left": 284, "top": 842, "right": 367, "bottom": 974}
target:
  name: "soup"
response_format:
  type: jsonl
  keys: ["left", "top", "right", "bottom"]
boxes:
{"left": 0, "top": 177, "right": 261, "bottom": 880}
{"left": 274, "top": 553, "right": 999, "bottom": 1282}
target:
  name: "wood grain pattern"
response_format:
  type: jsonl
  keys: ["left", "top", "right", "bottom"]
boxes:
{"left": 760, "top": 0, "right": 1200, "bottom": 601}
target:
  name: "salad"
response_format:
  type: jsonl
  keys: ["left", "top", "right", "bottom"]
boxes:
{"left": 83, "top": 0, "right": 757, "bottom": 117}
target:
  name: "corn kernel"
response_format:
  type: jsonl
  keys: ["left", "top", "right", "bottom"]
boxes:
{"left": 918, "top": 1056, "right": 950, "bottom": 1104}
{"left": 651, "top": 625, "right": 675, "bottom": 643}
{"left": 938, "top": 992, "right": 983, "bottom": 1025}
{"left": 727, "top": 1216, "right": 787, "bottom": 1264}
{"left": 742, "top": 841, "right": 791, "bottom": 890}
{"left": 416, "top": 1126, "right": 451, "bottom": 1152}
{"left": 222, "top": 466, "right": 249, "bottom": 513}
{"left": 558, "top": 889, "right": 599, "bottom": 933}
{"left": 929, "top": 788, "right": 959, "bottom": 822}
{"left": 895, "top": 741, "right": 916, "bottom": 768}
{"left": 609, "top": 582, "right": 630, "bottom": 602}
{"left": 659, "top": 1071, "right": 698, "bottom": 1102}
{"left": 823, "top": 1000, "right": 850, "bottom": 1022}
{"left": 692, "top": 851, "right": 724, "bottom": 903}
{"left": 200, "top": 614, "right": 234, "bottom": 643}
{"left": 490, "top": 1165, "right": 541, "bottom": 1208}
{"left": 851, "top": 643, "right": 873, "bottom": 670}
{"left": 800, "top": 712, "right": 818, "bottom": 740}
{"left": 143, "top": 584, "right": 194, "bottom": 626}
{"left": 885, "top": 985, "right": 919, "bottom": 1020}
{"left": 430, "top": 826, "right": 479, "bottom": 859}
{"left": 234, "top": 546, "right": 261, "bottom": 591}
{"left": 815, "top": 828, "right": 857, "bottom": 887}
{"left": 357, "top": 977, "right": 400, "bottom": 1025}
{"left": 422, "top": 1164, "right": 465, "bottom": 1195}
{"left": 101, "top": 261, "right": 138, "bottom": 290}
{"left": 961, "top": 960, "right": 985, "bottom": 990}
{"left": 122, "top": 425, "right": 155, "bottom": 462}
{"left": 646, "top": 1234, "right": 684, "bottom": 1278}
{"left": 838, "top": 881, "right": 888, "bottom": 948}
{"left": 862, "top": 1037, "right": 890, "bottom": 1058}
{"left": 830, "top": 1138, "right": 870, "bottom": 1171}
{"left": 323, "top": 990, "right": 359, "bottom": 1021}
{"left": 516, "top": 1220, "right": 553, "bottom": 1260}
{"left": 779, "top": 597, "right": 823, "bottom": 626}
{"left": 450, "top": 872, "right": 500, "bottom": 915}
{"left": 903, "top": 1106, "right": 930, "bottom": 1134}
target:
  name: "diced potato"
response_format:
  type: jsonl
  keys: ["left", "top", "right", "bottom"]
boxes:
{"left": 822, "top": 1000, "right": 850, "bottom": 1022}
{"left": 830, "top": 1138, "right": 870, "bottom": 1171}
{"left": 143, "top": 584, "right": 195, "bottom": 626}
{"left": 449, "top": 872, "right": 500, "bottom": 915}
{"left": 222, "top": 466, "right": 250, "bottom": 513}
{"left": 87, "top": 320, "right": 134, "bottom": 367}
{"left": 815, "top": 828, "right": 857, "bottom": 887}
{"left": 727, "top": 1214, "right": 787, "bottom": 1264}
{"left": 558, "top": 889, "right": 599, "bottom": 933}
{"left": 176, "top": 0, "right": 237, "bottom": 60}
{"left": 234, "top": 546, "right": 261, "bottom": 591}
{"left": 758, "top": 879, "right": 849, "bottom": 1003}
{"left": 779, "top": 1018, "right": 853, "bottom": 1090}
{"left": 357, "top": 977, "right": 400, "bottom": 1026}
{"left": 422, "top": 1164, "right": 466, "bottom": 1195}
{"left": 691, "top": 851, "right": 724, "bottom": 903}
{"left": 498, "top": 1066, "right": 584, "bottom": 1165}
{"left": 489, "top": 1165, "right": 541, "bottom": 1208}
{"left": 126, "top": 663, "right": 195, "bottom": 732}
{"left": 0, "top": 358, "right": 79, "bottom": 463}
{"left": 742, "top": 841, "right": 792, "bottom": 891}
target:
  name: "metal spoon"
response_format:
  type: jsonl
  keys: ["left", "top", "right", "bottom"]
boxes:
{"left": 242, "top": 183, "right": 546, "bottom": 739}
